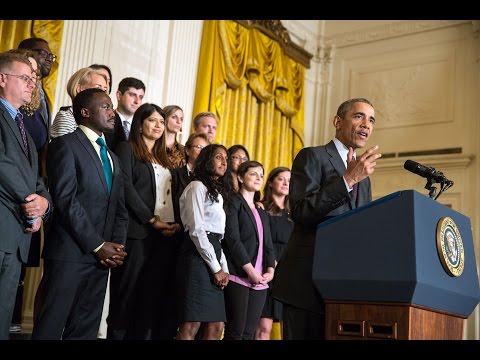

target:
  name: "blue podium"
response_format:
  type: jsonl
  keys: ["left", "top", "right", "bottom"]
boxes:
{"left": 312, "top": 190, "right": 480, "bottom": 339}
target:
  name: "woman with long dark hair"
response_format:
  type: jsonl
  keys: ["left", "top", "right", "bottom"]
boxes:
{"left": 108, "top": 103, "right": 180, "bottom": 340}
{"left": 176, "top": 144, "right": 230, "bottom": 340}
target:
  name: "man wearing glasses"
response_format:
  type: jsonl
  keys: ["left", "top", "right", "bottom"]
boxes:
{"left": 0, "top": 52, "right": 52, "bottom": 340}
{"left": 18, "top": 37, "right": 56, "bottom": 162}
{"left": 9, "top": 37, "right": 57, "bottom": 335}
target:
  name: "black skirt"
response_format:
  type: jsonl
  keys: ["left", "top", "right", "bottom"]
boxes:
{"left": 177, "top": 232, "right": 226, "bottom": 322}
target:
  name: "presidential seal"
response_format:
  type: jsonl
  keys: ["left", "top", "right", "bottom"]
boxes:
{"left": 436, "top": 217, "right": 464, "bottom": 277}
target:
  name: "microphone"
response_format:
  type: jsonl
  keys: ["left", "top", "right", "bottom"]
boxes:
{"left": 404, "top": 160, "right": 451, "bottom": 184}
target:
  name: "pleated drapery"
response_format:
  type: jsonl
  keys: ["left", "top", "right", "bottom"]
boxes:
{"left": 0, "top": 20, "right": 63, "bottom": 111}
{"left": 192, "top": 20, "right": 306, "bottom": 176}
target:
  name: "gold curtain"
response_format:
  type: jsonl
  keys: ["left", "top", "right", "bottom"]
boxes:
{"left": 0, "top": 20, "right": 63, "bottom": 109}
{"left": 192, "top": 20, "right": 306, "bottom": 177}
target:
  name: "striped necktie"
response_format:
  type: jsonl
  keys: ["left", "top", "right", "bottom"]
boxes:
{"left": 15, "top": 112, "right": 29, "bottom": 157}
{"left": 122, "top": 120, "right": 129, "bottom": 140}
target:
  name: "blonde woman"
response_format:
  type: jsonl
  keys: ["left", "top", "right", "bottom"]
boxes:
{"left": 50, "top": 67, "right": 108, "bottom": 138}
{"left": 162, "top": 105, "right": 185, "bottom": 168}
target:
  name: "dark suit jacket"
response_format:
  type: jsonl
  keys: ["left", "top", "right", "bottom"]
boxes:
{"left": 44, "top": 128, "right": 128, "bottom": 263}
{"left": 273, "top": 140, "right": 372, "bottom": 313}
{"left": 105, "top": 113, "right": 127, "bottom": 151}
{"left": 115, "top": 142, "right": 158, "bottom": 240}
{"left": 21, "top": 90, "right": 51, "bottom": 265}
{"left": 0, "top": 102, "right": 51, "bottom": 263}
{"left": 223, "top": 193, "right": 275, "bottom": 278}
{"left": 171, "top": 165, "right": 192, "bottom": 227}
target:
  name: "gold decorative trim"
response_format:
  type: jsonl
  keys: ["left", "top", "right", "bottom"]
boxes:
{"left": 235, "top": 20, "right": 313, "bottom": 68}
{"left": 436, "top": 217, "right": 464, "bottom": 277}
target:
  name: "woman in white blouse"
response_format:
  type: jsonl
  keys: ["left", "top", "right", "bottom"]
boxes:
{"left": 176, "top": 144, "right": 230, "bottom": 340}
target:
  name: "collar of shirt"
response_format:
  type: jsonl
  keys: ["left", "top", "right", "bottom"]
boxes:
{"left": 116, "top": 111, "right": 132, "bottom": 126}
{"left": 0, "top": 97, "right": 19, "bottom": 120}
{"left": 186, "top": 163, "right": 194, "bottom": 176}
{"left": 79, "top": 124, "right": 104, "bottom": 149}
{"left": 333, "top": 137, "right": 356, "bottom": 166}
{"left": 79, "top": 124, "right": 113, "bottom": 168}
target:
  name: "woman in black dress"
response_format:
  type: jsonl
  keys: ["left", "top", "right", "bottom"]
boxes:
{"left": 254, "top": 166, "right": 293, "bottom": 340}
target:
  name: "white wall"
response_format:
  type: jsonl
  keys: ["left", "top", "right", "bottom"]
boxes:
{"left": 54, "top": 20, "right": 203, "bottom": 144}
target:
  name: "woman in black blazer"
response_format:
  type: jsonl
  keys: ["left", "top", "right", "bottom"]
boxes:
{"left": 107, "top": 103, "right": 180, "bottom": 340}
{"left": 223, "top": 160, "right": 275, "bottom": 340}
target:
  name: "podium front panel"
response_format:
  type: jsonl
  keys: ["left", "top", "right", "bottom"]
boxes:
{"left": 313, "top": 190, "right": 480, "bottom": 318}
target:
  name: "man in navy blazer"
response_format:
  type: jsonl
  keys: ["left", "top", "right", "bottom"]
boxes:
{"left": 273, "top": 98, "right": 382, "bottom": 340}
{"left": 0, "top": 52, "right": 52, "bottom": 340}
{"left": 32, "top": 88, "right": 128, "bottom": 340}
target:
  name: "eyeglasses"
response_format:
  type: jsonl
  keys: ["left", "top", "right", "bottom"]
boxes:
{"left": 231, "top": 154, "right": 249, "bottom": 162}
{"left": 214, "top": 154, "right": 228, "bottom": 161}
{"left": 191, "top": 145, "right": 204, "bottom": 150}
{"left": 1, "top": 73, "right": 36, "bottom": 86}
{"left": 32, "top": 48, "right": 57, "bottom": 62}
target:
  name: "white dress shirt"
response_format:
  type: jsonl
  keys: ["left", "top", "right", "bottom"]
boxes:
{"left": 333, "top": 137, "right": 355, "bottom": 192}
{"left": 180, "top": 180, "right": 229, "bottom": 274}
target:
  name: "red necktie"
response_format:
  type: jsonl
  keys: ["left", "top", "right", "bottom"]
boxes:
{"left": 15, "top": 112, "right": 29, "bottom": 158}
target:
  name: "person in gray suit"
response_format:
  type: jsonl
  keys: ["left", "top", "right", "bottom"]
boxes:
{"left": 273, "top": 98, "right": 382, "bottom": 340}
{"left": 31, "top": 88, "right": 128, "bottom": 340}
{"left": 0, "top": 52, "right": 52, "bottom": 340}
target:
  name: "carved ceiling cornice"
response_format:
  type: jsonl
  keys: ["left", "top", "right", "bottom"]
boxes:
{"left": 235, "top": 20, "right": 313, "bottom": 68}
{"left": 325, "top": 20, "right": 471, "bottom": 48}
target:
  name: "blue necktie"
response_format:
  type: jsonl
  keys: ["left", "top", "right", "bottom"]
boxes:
{"left": 96, "top": 137, "right": 112, "bottom": 193}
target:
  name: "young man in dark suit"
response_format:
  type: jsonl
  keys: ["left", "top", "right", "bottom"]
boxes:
{"left": 273, "top": 98, "right": 382, "bottom": 340}
{"left": 104, "top": 77, "right": 145, "bottom": 151}
{"left": 31, "top": 88, "right": 128, "bottom": 340}
{"left": 0, "top": 52, "right": 52, "bottom": 340}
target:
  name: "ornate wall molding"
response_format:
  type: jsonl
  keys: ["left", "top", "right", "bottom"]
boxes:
{"left": 236, "top": 20, "right": 313, "bottom": 68}
{"left": 326, "top": 20, "right": 470, "bottom": 48}
{"left": 280, "top": 20, "right": 319, "bottom": 58}
{"left": 375, "top": 153, "right": 473, "bottom": 172}
{"left": 472, "top": 20, "right": 480, "bottom": 38}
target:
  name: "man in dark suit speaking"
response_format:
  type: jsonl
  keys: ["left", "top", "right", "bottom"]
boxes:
{"left": 32, "top": 88, "right": 129, "bottom": 340}
{"left": 0, "top": 52, "right": 52, "bottom": 340}
{"left": 273, "top": 98, "right": 382, "bottom": 340}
